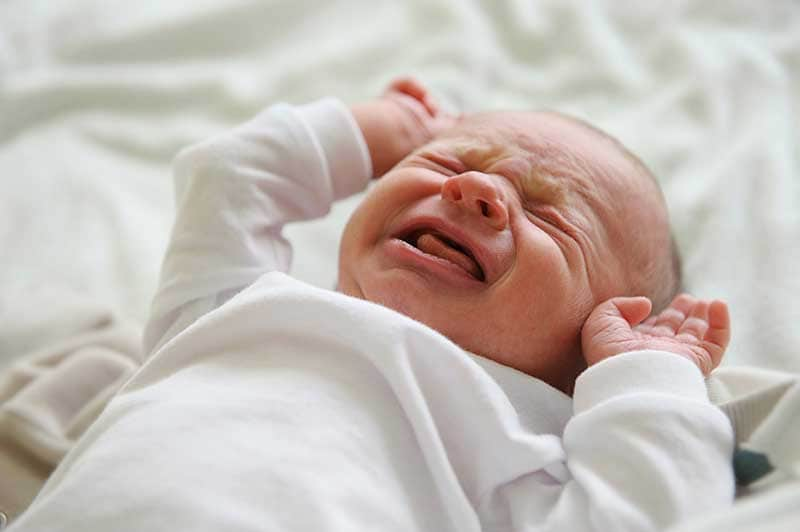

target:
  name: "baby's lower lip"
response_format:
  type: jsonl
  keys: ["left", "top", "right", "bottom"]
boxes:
{"left": 383, "top": 238, "right": 485, "bottom": 289}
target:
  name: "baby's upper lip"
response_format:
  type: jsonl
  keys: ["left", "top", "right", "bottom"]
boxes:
{"left": 391, "top": 215, "right": 497, "bottom": 283}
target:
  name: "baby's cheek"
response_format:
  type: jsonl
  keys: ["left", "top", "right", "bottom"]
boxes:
{"left": 345, "top": 183, "right": 400, "bottom": 242}
{"left": 511, "top": 236, "right": 580, "bottom": 309}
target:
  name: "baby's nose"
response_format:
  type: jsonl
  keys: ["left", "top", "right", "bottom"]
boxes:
{"left": 441, "top": 172, "right": 509, "bottom": 230}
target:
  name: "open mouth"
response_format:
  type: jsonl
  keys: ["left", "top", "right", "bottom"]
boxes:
{"left": 399, "top": 229, "right": 485, "bottom": 282}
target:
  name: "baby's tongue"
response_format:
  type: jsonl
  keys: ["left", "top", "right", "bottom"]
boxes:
{"left": 416, "top": 233, "right": 482, "bottom": 280}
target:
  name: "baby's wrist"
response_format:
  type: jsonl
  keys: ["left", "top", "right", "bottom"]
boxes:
{"left": 350, "top": 99, "right": 418, "bottom": 178}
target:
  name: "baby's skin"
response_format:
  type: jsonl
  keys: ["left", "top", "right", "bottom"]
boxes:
{"left": 340, "top": 78, "right": 730, "bottom": 393}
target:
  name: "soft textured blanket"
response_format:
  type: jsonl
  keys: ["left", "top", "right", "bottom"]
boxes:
{"left": 2, "top": 0, "right": 798, "bottom": 371}
{"left": 1, "top": 0, "right": 799, "bottom": 530}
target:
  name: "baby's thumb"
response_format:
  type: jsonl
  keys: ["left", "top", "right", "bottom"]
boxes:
{"left": 583, "top": 296, "right": 651, "bottom": 342}
{"left": 607, "top": 296, "right": 652, "bottom": 327}
{"left": 582, "top": 297, "right": 651, "bottom": 367}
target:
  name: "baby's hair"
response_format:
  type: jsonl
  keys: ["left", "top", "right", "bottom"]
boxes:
{"left": 552, "top": 112, "right": 684, "bottom": 312}
{"left": 656, "top": 232, "right": 684, "bottom": 312}
{"left": 615, "top": 144, "right": 684, "bottom": 313}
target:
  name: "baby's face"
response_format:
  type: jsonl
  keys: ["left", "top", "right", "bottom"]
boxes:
{"left": 338, "top": 111, "right": 667, "bottom": 392}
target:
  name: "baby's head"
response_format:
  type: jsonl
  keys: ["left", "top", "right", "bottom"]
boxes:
{"left": 337, "top": 110, "right": 680, "bottom": 392}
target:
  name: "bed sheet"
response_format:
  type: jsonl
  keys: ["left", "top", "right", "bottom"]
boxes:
{"left": 1, "top": 1, "right": 799, "bottom": 529}
{"left": 1, "top": 1, "right": 798, "bottom": 369}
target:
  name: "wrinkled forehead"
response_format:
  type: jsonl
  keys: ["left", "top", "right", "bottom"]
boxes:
{"left": 438, "top": 111, "right": 636, "bottom": 196}
{"left": 436, "top": 111, "right": 665, "bottom": 219}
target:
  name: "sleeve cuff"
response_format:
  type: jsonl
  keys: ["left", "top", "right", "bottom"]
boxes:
{"left": 295, "top": 98, "right": 373, "bottom": 200}
{"left": 573, "top": 350, "right": 710, "bottom": 415}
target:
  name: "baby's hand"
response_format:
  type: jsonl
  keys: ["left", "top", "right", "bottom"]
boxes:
{"left": 351, "top": 77, "right": 457, "bottom": 177}
{"left": 581, "top": 295, "right": 731, "bottom": 376}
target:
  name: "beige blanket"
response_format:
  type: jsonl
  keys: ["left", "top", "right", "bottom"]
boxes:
{"left": 2, "top": 1, "right": 799, "bottom": 529}
{"left": 0, "top": 310, "right": 140, "bottom": 522}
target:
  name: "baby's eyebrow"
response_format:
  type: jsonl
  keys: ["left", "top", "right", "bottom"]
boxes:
{"left": 453, "top": 142, "right": 508, "bottom": 169}
{"left": 517, "top": 167, "right": 567, "bottom": 204}
{"left": 453, "top": 141, "right": 568, "bottom": 204}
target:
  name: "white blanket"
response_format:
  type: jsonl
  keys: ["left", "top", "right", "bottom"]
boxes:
{"left": 2, "top": 0, "right": 798, "bottom": 372}
{"left": 1, "top": 0, "right": 799, "bottom": 530}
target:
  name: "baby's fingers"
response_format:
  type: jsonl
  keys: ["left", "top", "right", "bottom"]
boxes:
{"left": 651, "top": 294, "right": 696, "bottom": 332}
{"left": 676, "top": 300, "right": 709, "bottom": 338}
{"left": 676, "top": 299, "right": 730, "bottom": 372}
{"left": 701, "top": 300, "right": 730, "bottom": 369}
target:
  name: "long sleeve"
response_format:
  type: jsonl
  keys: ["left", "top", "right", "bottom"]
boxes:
{"left": 142, "top": 98, "right": 372, "bottom": 355}
{"left": 540, "top": 351, "right": 736, "bottom": 532}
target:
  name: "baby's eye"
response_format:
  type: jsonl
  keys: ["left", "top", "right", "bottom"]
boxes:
{"left": 524, "top": 205, "right": 560, "bottom": 230}
{"left": 423, "top": 152, "right": 467, "bottom": 174}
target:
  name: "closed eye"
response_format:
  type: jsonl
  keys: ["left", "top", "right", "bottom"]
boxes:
{"left": 524, "top": 203, "right": 558, "bottom": 227}
{"left": 421, "top": 152, "right": 467, "bottom": 175}
{"left": 522, "top": 211, "right": 575, "bottom": 265}
{"left": 525, "top": 206, "right": 576, "bottom": 242}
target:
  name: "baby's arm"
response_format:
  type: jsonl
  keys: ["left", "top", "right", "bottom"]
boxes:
{"left": 552, "top": 296, "right": 734, "bottom": 530}
{"left": 350, "top": 77, "right": 456, "bottom": 177}
{"left": 144, "top": 78, "right": 452, "bottom": 356}
{"left": 143, "top": 97, "right": 374, "bottom": 354}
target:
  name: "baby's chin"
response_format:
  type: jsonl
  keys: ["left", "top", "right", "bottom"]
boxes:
{"left": 337, "top": 275, "right": 581, "bottom": 394}
{"left": 334, "top": 274, "right": 364, "bottom": 300}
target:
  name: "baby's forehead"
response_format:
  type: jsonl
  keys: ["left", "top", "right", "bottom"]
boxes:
{"left": 435, "top": 111, "right": 636, "bottom": 206}
{"left": 445, "top": 111, "right": 618, "bottom": 168}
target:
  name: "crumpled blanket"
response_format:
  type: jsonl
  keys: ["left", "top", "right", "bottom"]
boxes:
{"left": 668, "top": 368, "right": 800, "bottom": 532}
{"left": 2, "top": 0, "right": 800, "bottom": 530}
{"left": 0, "top": 309, "right": 140, "bottom": 522}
